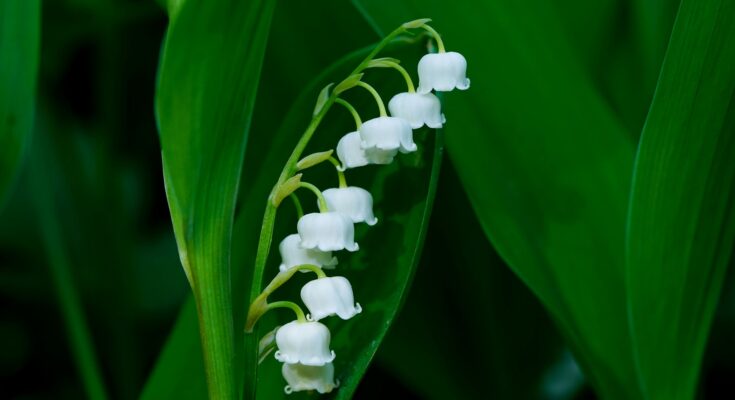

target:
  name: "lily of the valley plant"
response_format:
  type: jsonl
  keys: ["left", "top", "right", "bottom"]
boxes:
{"left": 244, "top": 18, "right": 469, "bottom": 395}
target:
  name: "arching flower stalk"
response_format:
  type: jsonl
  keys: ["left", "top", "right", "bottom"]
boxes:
{"left": 244, "top": 18, "right": 469, "bottom": 395}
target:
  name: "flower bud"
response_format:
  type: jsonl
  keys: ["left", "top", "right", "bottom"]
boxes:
{"left": 417, "top": 51, "right": 470, "bottom": 93}
{"left": 278, "top": 234, "right": 338, "bottom": 273}
{"left": 301, "top": 276, "right": 362, "bottom": 321}
{"left": 322, "top": 187, "right": 377, "bottom": 225}
{"left": 297, "top": 212, "right": 359, "bottom": 252}
{"left": 282, "top": 362, "right": 338, "bottom": 394}
{"left": 388, "top": 92, "right": 446, "bottom": 129}
{"left": 275, "top": 320, "right": 336, "bottom": 366}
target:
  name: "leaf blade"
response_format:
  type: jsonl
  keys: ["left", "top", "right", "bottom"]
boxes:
{"left": 352, "top": 1, "right": 642, "bottom": 397}
{"left": 155, "top": 0, "right": 276, "bottom": 398}
{"left": 626, "top": 0, "right": 735, "bottom": 397}
{"left": 142, "top": 5, "right": 378, "bottom": 394}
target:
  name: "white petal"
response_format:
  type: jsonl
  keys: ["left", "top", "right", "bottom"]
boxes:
{"left": 359, "top": 116, "right": 416, "bottom": 154}
{"left": 388, "top": 92, "right": 444, "bottom": 129}
{"left": 279, "top": 234, "right": 338, "bottom": 273}
{"left": 297, "top": 212, "right": 359, "bottom": 252}
{"left": 364, "top": 146, "right": 398, "bottom": 164}
{"left": 275, "top": 321, "right": 336, "bottom": 366}
{"left": 336, "top": 131, "right": 369, "bottom": 170}
{"left": 417, "top": 51, "right": 470, "bottom": 93}
{"left": 322, "top": 187, "right": 377, "bottom": 225}
{"left": 282, "top": 363, "right": 338, "bottom": 394}
{"left": 301, "top": 276, "right": 362, "bottom": 321}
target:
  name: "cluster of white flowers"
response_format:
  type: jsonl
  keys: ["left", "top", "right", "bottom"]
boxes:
{"left": 336, "top": 52, "right": 469, "bottom": 170}
{"left": 246, "top": 19, "right": 468, "bottom": 395}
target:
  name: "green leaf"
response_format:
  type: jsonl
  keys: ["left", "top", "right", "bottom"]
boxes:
{"left": 144, "top": 30, "right": 440, "bottom": 400}
{"left": 252, "top": 107, "right": 443, "bottom": 400}
{"left": 142, "top": 4, "right": 378, "bottom": 394}
{"left": 336, "top": 132, "right": 442, "bottom": 400}
{"left": 625, "top": 0, "right": 735, "bottom": 398}
{"left": 334, "top": 73, "right": 364, "bottom": 95}
{"left": 313, "top": 83, "right": 334, "bottom": 117}
{"left": 0, "top": 0, "right": 40, "bottom": 209}
{"left": 140, "top": 298, "right": 207, "bottom": 400}
{"left": 240, "top": 39, "right": 441, "bottom": 399}
{"left": 630, "top": 0, "right": 679, "bottom": 91}
{"left": 155, "top": 0, "right": 276, "bottom": 398}
{"left": 376, "top": 161, "right": 565, "bottom": 400}
{"left": 352, "top": 1, "right": 641, "bottom": 398}
{"left": 296, "top": 150, "right": 334, "bottom": 171}
{"left": 242, "top": 98, "right": 442, "bottom": 400}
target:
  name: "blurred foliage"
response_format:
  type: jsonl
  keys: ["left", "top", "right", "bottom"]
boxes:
{"left": 0, "top": 0, "right": 734, "bottom": 399}
{"left": 0, "top": 0, "right": 40, "bottom": 207}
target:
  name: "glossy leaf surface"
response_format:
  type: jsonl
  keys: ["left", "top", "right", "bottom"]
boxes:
{"left": 626, "top": 0, "right": 735, "bottom": 397}
{"left": 155, "top": 0, "right": 275, "bottom": 397}
{"left": 353, "top": 1, "right": 640, "bottom": 398}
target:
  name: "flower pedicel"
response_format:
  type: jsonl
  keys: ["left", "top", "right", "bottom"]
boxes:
{"left": 244, "top": 18, "right": 469, "bottom": 394}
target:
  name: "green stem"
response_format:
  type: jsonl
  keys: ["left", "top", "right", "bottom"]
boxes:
{"left": 261, "top": 264, "right": 325, "bottom": 298}
{"left": 289, "top": 193, "right": 304, "bottom": 219}
{"left": 422, "top": 24, "right": 445, "bottom": 52}
{"left": 355, "top": 80, "right": 387, "bottom": 117}
{"left": 328, "top": 157, "right": 348, "bottom": 188}
{"left": 266, "top": 301, "right": 306, "bottom": 323}
{"left": 299, "top": 182, "right": 328, "bottom": 212}
{"left": 298, "top": 263, "right": 328, "bottom": 278}
{"left": 335, "top": 98, "right": 362, "bottom": 129}
{"left": 247, "top": 23, "right": 409, "bottom": 312}
{"left": 245, "top": 263, "right": 327, "bottom": 331}
{"left": 372, "top": 60, "right": 415, "bottom": 93}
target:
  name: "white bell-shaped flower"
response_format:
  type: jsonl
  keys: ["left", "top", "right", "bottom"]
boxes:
{"left": 278, "top": 234, "right": 337, "bottom": 273}
{"left": 322, "top": 187, "right": 377, "bottom": 225}
{"left": 275, "top": 320, "right": 335, "bottom": 366}
{"left": 297, "top": 212, "right": 359, "bottom": 252}
{"left": 336, "top": 131, "right": 396, "bottom": 170}
{"left": 417, "top": 51, "right": 470, "bottom": 94}
{"left": 388, "top": 92, "right": 446, "bottom": 129}
{"left": 301, "top": 276, "right": 362, "bottom": 321}
{"left": 359, "top": 116, "right": 416, "bottom": 155}
{"left": 364, "top": 146, "right": 399, "bottom": 165}
{"left": 336, "top": 131, "right": 370, "bottom": 170}
{"left": 282, "top": 363, "right": 338, "bottom": 394}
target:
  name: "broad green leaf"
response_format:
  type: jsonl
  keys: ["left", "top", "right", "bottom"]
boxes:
{"left": 626, "top": 0, "right": 735, "bottom": 398}
{"left": 250, "top": 83, "right": 443, "bottom": 400}
{"left": 145, "top": 24, "right": 440, "bottom": 400}
{"left": 155, "top": 0, "right": 276, "bottom": 398}
{"left": 143, "top": 3, "right": 377, "bottom": 395}
{"left": 551, "top": 0, "right": 654, "bottom": 134}
{"left": 630, "top": 0, "right": 679, "bottom": 92}
{"left": 233, "top": 21, "right": 442, "bottom": 395}
{"left": 140, "top": 298, "right": 207, "bottom": 400}
{"left": 353, "top": 2, "right": 640, "bottom": 398}
{"left": 244, "top": 82, "right": 443, "bottom": 400}
{"left": 376, "top": 161, "right": 565, "bottom": 400}
{"left": 0, "top": 0, "right": 40, "bottom": 209}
